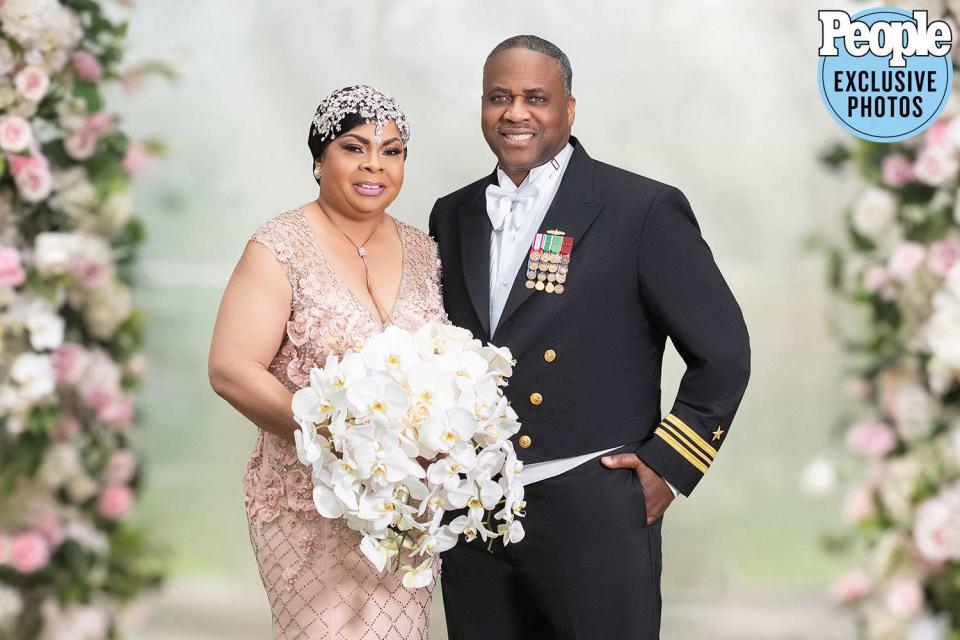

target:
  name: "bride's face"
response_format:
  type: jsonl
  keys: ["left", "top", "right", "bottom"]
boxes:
{"left": 317, "top": 121, "right": 405, "bottom": 216}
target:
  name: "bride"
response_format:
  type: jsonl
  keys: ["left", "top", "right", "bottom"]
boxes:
{"left": 208, "top": 85, "right": 446, "bottom": 639}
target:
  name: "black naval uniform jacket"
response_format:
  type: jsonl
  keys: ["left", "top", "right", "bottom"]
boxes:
{"left": 428, "top": 136, "right": 750, "bottom": 496}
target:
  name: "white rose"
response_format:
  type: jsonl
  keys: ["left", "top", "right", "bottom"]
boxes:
{"left": 34, "top": 232, "right": 77, "bottom": 275}
{"left": 884, "top": 577, "right": 924, "bottom": 619}
{"left": 0, "top": 0, "right": 51, "bottom": 48}
{"left": 852, "top": 187, "right": 897, "bottom": 240}
{"left": 10, "top": 351, "right": 54, "bottom": 401}
{"left": 892, "top": 382, "right": 934, "bottom": 441}
{"left": 65, "top": 472, "right": 97, "bottom": 503}
{"left": 888, "top": 242, "right": 927, "bottom": 281}
{"left": 26, "top": 306, "right": 64, "bottom": 350}
{"left": 49, "top": 168, "right": 96, "bottom": 220}
{"left": 37, "top": 443, "right": 80, "bottom": 488}
{"left": 913, "top": 480, "right": 960, "bottom": 562}
{"left": 82, "top": 281, "right": 132, "bottom": 340}
{"left": 914, "top": 143, "right": 960, "bottom": 187}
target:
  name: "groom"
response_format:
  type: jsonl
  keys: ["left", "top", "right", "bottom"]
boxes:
{"left": 429, "top": 35, "right": 750, "bottom": 639}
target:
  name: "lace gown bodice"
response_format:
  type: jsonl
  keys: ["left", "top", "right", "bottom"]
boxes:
{"left": 242, "top": 207, "right": 448, "bottom": 639}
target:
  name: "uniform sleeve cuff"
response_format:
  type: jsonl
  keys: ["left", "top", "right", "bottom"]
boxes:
{"left": 635, "top": 413, "right": 719, "bottom": 496}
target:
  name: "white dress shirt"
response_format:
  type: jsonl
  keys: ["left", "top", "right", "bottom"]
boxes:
{"left": 484, "top": 144, "right": 679, "bottom": 498}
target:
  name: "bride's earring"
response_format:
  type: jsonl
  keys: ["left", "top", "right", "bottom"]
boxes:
{"left": 314, "top": 165, "right": 323, "bottom": 180}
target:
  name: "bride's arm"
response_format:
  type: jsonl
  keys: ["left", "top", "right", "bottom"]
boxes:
{"left": 208, "top": 240, "right": 299, "bottom": 444}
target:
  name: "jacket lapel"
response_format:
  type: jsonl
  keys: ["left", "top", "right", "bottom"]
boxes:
{"left": 492, "top": 138, "right": 604, "bottom": 341}
{"left": 458, "top": 170, "right": 498, "bottom": 339}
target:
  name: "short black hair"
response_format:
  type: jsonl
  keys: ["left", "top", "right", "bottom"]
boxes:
{"left": 484, "top": 35, "right": 572, "bottom": 98}
{"left": 307, "top": 112, "right": 408, "bottom": 185}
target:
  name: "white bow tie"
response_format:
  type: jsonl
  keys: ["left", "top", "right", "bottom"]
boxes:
{"left": 485, "top": 182, "right": 540, "bottom": 232}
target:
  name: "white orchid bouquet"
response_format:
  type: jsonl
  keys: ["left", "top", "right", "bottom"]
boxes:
{"left": 291, "top": 321, "right": 527, "bottom": 588}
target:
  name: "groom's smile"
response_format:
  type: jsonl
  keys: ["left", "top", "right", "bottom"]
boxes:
{"left": 481, "top": 47, "right": 576, "bottom": 186}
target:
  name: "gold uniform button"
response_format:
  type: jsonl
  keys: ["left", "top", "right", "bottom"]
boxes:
{"left": 529, "top": 392, "right": 543, "bottom": 406}
{"left": 519, "top": 435, "right": 532, "bottom": 448}
{"left": 543, "top": 349, "right": 556, "bottom": 363}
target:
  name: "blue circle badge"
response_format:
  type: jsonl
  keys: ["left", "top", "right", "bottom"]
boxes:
{"left": 818, "top": 7, "right": 954, "bottom": 142}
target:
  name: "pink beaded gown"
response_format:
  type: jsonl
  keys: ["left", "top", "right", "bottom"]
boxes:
{"left": 242, "top": 207, "right": 447, "bottom": 639}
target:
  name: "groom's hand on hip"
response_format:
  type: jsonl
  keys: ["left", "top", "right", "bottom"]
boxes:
{"left": 601, "top": 453, "right": 674, "bottom": 525}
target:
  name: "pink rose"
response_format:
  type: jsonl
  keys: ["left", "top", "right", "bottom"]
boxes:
{"left": 842, "top": 484, "right": 877, "bottom": 524}
{"left": 86, "top": 112, "right": 114, "bottom": 136}
{"left": 926, "top": 119, "right": 951, "bottom": 147}
{"left": 64, "top": 128, "right": 97, "bottom": 160}
{"left": 14, "top": 65, "right": 49, "bottom": 102}
{"left": 888, "top": 242, "right": 927, "bottom": 281}
{"left": 913, "top": 143, "right": 959, "bottom": 187}
{"left": 100, "top": 395, "right": 133, "bottom": 431}
{"left": 830, "top": 569, "right": 871, "bottom": 604}
{"left": 10, "top": 531, "right": 50, "bottom": 573}
{"left": 846, "top": 422, "right": 897, "bottom": 457}
{"left": 0, "top": 115, "right": 33, "bottom": 152}
{"left": 96, "top": 484, "right": 133, "bottom": 520}
{"left": 885, "top": 578, "right": 923, "bottom": 618}
{"left": 254, "top": 467, "right": 284, "bottom": 523}
{"left": 82, "top": 385, "right": 133, "bottom": 430}
{"left": 52, "top": 343, "right": 88, "bottom": 383}
{"left": 284, "top": 466, "right": 314, "bottom": 512}
{"left": 105, "top": 450, "right": 137, "bottom": 485}
{"left": 927, "top": 238, "right": 960, "bottom": 278}
{"left": 882, "top": 154, "right": 915, "bottom": 188}
{"left": 71, "top": 51, "right": 102, "bottom": 81}
{"left": 10, "top": 151, "right": 52, "bottom": 202}
{"left": 122, "top": 143, "right": 151, "bottom": 176}
{"left": 0, "top": 246, "right": 26, "bottom": 286}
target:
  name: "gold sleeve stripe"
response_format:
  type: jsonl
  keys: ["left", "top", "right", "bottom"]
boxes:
{"left": 658, "top": 421, "right": 713, "bottom": 467}
{"left": 664, "top": 413, "right": 718, "bottom": 459}
{"left": 654, "top": 427, "right": 709, "bottom": 474}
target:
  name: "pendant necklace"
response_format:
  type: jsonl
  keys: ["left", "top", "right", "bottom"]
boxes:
{"left": 317, "top": 200, "right": 390, "bottom": 324}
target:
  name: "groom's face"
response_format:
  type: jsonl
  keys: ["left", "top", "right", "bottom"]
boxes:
{"left": 482, "top": 48, "right": 575, "bottom": 182}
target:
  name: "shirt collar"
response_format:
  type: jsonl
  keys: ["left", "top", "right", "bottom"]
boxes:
{"left": 495, "top": 142, "right": 574, "bottom": 192}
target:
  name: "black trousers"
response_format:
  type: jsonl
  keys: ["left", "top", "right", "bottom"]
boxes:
{"left": 440, "top": 445, "right": 663, "bottom": 640}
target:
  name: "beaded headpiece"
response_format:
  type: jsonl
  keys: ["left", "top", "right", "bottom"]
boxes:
{"left": 311, "top": 84, "right": 410, "bottom": 146}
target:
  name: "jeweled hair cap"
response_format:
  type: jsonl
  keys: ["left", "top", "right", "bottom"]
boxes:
{"left": 311, "top": 84, "right": 410, "bottom": 146}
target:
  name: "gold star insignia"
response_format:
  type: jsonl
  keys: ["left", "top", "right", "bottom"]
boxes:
{"left": 711, "top": 426, "right": 725, "bottom": 441}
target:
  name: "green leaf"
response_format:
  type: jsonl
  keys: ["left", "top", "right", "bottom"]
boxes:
{"left": 819, "top": 142, "right": 851, "bottom": 170}
{"left": 72, "top": 80, "right": 103, "bottom": 112}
